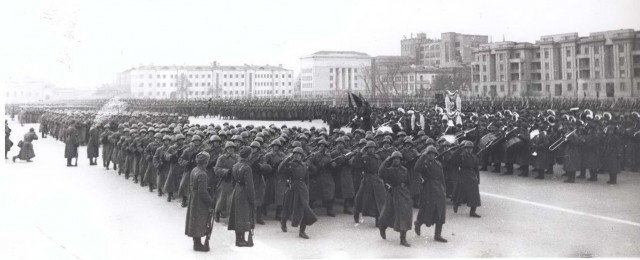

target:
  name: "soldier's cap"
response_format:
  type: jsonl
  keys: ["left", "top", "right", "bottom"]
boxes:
{"left": 174, "top": 134, "right": 185, "bottom": 140}
{"left": 335, "top": 137, "right": 345, "bottom": 144}
{"left": 195, "top": 151, "right": 210, "bottom": 164}
{"left": 153, "top": 133, "right": 163, "bottom": 139}
{"left": 391, "top": 151, "right": 403, "bottom": 159}
{"left": 364, "top": 134, "right": 374, "bottom": 140}
{"left": 292, "top": 141, "right": 302, "bottom": 147}
{"left": 123, "top": 128, "right": 130, "bottom": 133}
{"left": 230, "top": 129, "right": 239, "bottom": 135}
{"left": 192, "top": 135, "right": 202, "bottom": 142}
{"left": 224, "top": 141, "right": 236, "bottom": 149}
{"left": 417, "top": 131, "right": 426, "bottom": 137}
{"left": 147, "top": 127, "right": 155, "bottom": 132}
{"left": 270, "top": 139, "right": 282, "bottom": 147}
{"left": 210, "top": 135, "right": 221, "bottom": 142}
{"left": 256, "top": 132, "right": 264, "bottom": 138}
{"left": 163, "top": 135, "right": 173, "bottom": 141}
{"left": 354, "top": 129, "right": 365, "bottom": 135}
{"left": 254, "top": 137, "right": 264, "bottom": 143}
{"left": 240, "top": 132, "right": 249, "bottom": 138}
{"left": 365, "top": 141, "right": 377, "bottom": 148}
{"left": 298, "top": 134, "right": 308, "bottom": 141}
{"left": 319, "top": 131, "right": 328, "bottom": 137}
{"left": 250, "top": 141, "right": 261, "bottom": 148}
{"left": 195, "top": 130, "right": 204, "bottom": 137}
{"left": 437, "top": 136, "right": 447, "bottom": 143}
{"left": 281, "top": 125, "right": 287, "bottom": 129}
{"left": 140, "top": 128, "right": 148, "bottom": 133}
{"left": 343, "top": 136, "right": 351, "bottom": 142}
{"left": 231, "top": 135, "right": 243, "bottom": 141}
{"left": 398, "top": 131, "right": 406, "bottom": 137}
{"left": 358, "top": 139, "right": 368, "bottom": 145}
{"left": 426, "top": 146, "right": 439, "bottom": 155}
{"left": 382, "top": 137, "right": 392, "bottom": 144}
{"left": 235, "top": 124, "right": 242, "bottom": 128}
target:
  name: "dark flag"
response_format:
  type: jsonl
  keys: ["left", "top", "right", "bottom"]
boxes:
{"left": 351, "top": 93, "right": 363, "bottom": 108}
{"left": 348, "top": 92, "right": 354, "bottom": 109}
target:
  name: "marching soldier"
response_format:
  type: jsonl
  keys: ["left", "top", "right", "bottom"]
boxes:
{"left": 178, "top": 135, "right": 204, "bottom": 207}
{"left": 263, "top": 139, "right": 287, "bottom": 220}
{"left": 452, "top": 141, "right": 482, "bottom": 218}
{"left": 308, "top": 140, "right": 335, "bottom": 216}
{"left": 248, "top": 141, "right": 272, "bottom": 224}
{"left": 378, "top": 151, "right": 413, "bottom": 247}
{"left": 330, "top": 137, "right": 356, "bottom": 215}
{"left": 164, "top": 134, "right": 186, "bottom": 202}
{"left": 154, "top": 135, "right": 172, "bottom": 197}
{"left": 413, "top": 146, "right": 448, "bottom": 243}
{"left": 279, "top": 147, "right": 317, "bottom": 239}
{"left": 351, "top": 141, "right": 386, "bottom": 226}
{"left": 228, "top": 146, "right": 256, "bottom": 247}
{"left": 213, "top": 141, "right": 239, "bottom": 222}
{"left": 143, "top": 133, "right": 163, "bottom": 192}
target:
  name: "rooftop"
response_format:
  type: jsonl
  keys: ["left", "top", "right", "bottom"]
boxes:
{"left": 127, "top": 64, "right": 291, "bottom": 72}
{"left": 302, "top": 51, "right": 371, "bottom": 59}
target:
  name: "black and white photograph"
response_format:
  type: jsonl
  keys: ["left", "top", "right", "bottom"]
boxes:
{"left": 2, "top": 0, "right": 640, "bottom": 258}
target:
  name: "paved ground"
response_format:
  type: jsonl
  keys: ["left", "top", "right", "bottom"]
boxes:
{"left": 2, "top": 119, "right": 640, "bottom": 259}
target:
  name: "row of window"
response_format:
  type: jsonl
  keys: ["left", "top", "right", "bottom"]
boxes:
{"left": 141, "top": 73, "right": 292, "bottom": 79}
{"left": 329, "top": 76, "right": 359, "bottom": 80}
{"left": 140, "top": 81, "right": 293, "bottom": 87}
{"left": 329, "top": 68, "right": 359, "bottom": 73}
{"left": 329, "top": 83, "right": 359, "bottom": 88}
{"left": 6, "top": 91, "right": 41, "bottom": 97}
{"left": 473, "top": 81, "right": 640, "bottom": 93}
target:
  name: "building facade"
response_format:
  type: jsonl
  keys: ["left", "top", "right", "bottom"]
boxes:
{"left": 118, "top": 63, "right": 295, "bottom": 99}
{"left": 401, "top": 32, "right": 489, "bottom": 67}
{"left": 373, "top": 65, "right": 461, "bottom": 97}
{"left": 299, "top": 51, "right": 372, "bottom": 98}
{"left": 4, "top": 79, "right": 54, "bottom": 103}
{"left": 470, "top": 29, "right": 640, "bottom": 99}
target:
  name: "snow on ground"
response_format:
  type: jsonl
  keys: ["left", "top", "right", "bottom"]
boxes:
{"left": 2, "top": 119, "right": 640, "bottom": 259}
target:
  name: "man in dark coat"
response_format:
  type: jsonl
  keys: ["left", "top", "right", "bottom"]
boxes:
{"left": 413, "top": 146, "right": 448, "bottom": 243}
{"left": 330, "top": 137, "right": 355, "bottom": 214}
{"left": 213, "top": 142, "right": 239, "bottom": 222}
{"left": 185, "top": 151, "right": 214, "bottom": 252}
{"left": 247, "top": 141, "right": 271, "bottom": 224}
{"left": 5, "top": 120, "right": 13, "bottom": 159}
{"left": 563, "top": 127, "right": 583, "bottom": 183}
{"left": 228, "top": 146, "right": 256, "bottom": 247}
{"left": 378, "top": 151, "right": 413, "bottom": 247}
{"left": 351, "top": 141, "right": 386, "bottom": 225}
{"left": 64, "top": 122, "right": 80, "bottom": 167}
{"left": 12, "top": 128, "right": 38, "bottom": 162}
{"left": 601, "top": 126, "right": 621, "bottom": 184}
{"left": 308, "top": 140, "right": 335, "bottom": 216}
{"left": 452, "top": 141, "right": 481, "bottom": 218}
{"left": 279, "top": 147, "right": 317, "bottom": 239}
{"left": 263, "top": 139, "right": 287, "bottom": 220}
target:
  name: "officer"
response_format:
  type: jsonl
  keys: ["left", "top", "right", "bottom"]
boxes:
{"left": 452, "top": 141, "right": 481, "bottom": 218}
{"left": 185, "top": 151, "right": 214, "bottom": 252}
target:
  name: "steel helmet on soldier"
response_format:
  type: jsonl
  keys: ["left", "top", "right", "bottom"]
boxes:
{"left": 191, "top": 135, "right": 202, "bottom": 142}
{"left": 365, "top": 141, "right": 377, "bottom": 148}
{"left": 210, "top": 135, "right": 221, "bottom": 142}
{"left": 292, "top": 147, "right": 305, "bottom": 155}
{"left": 224, "top": 141, "right": 236, "bottom": 149}
{"left": 391, "top": 151, "right": 403, "bottom": 159}
{"left": 426, "top": 146, "right": 439, "bottom": 155}
{"left": 250, "top": 141, "right": 261, "bottom": 148}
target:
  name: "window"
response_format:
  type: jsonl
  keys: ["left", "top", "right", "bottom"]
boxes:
{"left": 483, "top": 65, "right": 486, "bottom": 72}
{"left": 545, "top": 85, "right": 550, "bottom": 92}
{"left": 223, "top": 91, "right": 227, "bottom": 94}
{"left": 157, "top": 74, "right": 161, "bottom": 78}
{"left": 500, "top": 85, "right": 504, "bottom": 92}
{"left": 195, "top": 75, "right": 199, "bottom": 78}
{"left": 483, "top": 75, "right": 487, "bottom": 82}
{"left": 475, "top": 85, "right": 479, "bottom": 92}
{"left": 208, "top": 74, "right": 211, "bottom": 78}
{"left": 618, "top": 44, "right": 624, "bottom": 53}
{"left": 545, "top": 63, "right": 549, "bottom": 70}
{"left": 224, "top": 83, "right": 227, "bottom": 86}
{"left": 545, "top": 73, "right": 550, "bottom": 80}
{"left": 566, "top": 49, "right": 571, "bottom": 57}
{"left": 224, "top": 74, "right": 227, "bottom": 78}
{"left": 512, "top": 85, "right": 517, "bottom": 92}
{"left": 583, "top": 83, "right": 588, "bottom": 91}
{"left": 354, "top": 83, "right": 358, "bottom": 88}
{"left": 482, "top": 55, "right": 486, "bottom": 62}
{"left": 535, "top": 52, "right": 541, "bottom": 59}
{"left": 566, "top": 62, "right": 571, "bottom": 69}
{"left": 619, "top": 57, "right": 625, "bottom": 66}
{"left": 637, "top": 82, "right": 640, "bottom": 91}
{"left": 567, "top": 84, "right": 572, "bottom": 91}
{"left": 499, "top": 64, "right": 504, "bottom": 71}
{"left": 620, "top": 82, "right": 626, "bottom": 91}
{"left": 595, "top": 59, "right": 600, "bottom": 67}
{"left": 499, "top": 54, "right": 504, "bottom": 60}
{"left": 189, "top": 74, "right": 192, "bottom": 78}
{"left": 621, "top": 70, "right": 626, "bottom": 78}
{"left": 567, "top": 73, "right": 572, "bottom": 79}
{"left": 595, "top": 83, "right": 601, "bottom": 92}
{"left": 330, "top": 76, "right": 334, "bottom": 80}
{"left": 139, "top": 83, "right": 143, "bottom": 87}
{"left": 584, "top": 47, "right": 589, "bottom": 54}
{"left": 148, "top": 83, "right": 152, "bottom": 87}
{"left": 544, "top": 50, "right": 549, "bottom": 59}
{"left": 483, "top": 86, "right": 487, "bottom": 92}
{"left": 595, "top": 71, "right": 600, "bottom": 78}
{"left": 500, "top": 75, "right": 505, "bottom": 81}
{"left": 149, "top": 74, "right": 153, "bottom": 78}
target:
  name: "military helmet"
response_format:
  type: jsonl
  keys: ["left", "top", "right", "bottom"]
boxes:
{"left": 210, "top": 135, "right": 221, "bottom": 142}
{"left": 231, "top": 135, "right": 242, "bottom": 141}
{"left": 250, "top": 141, "right": 261, "bottom": 148}
{"left": 358, "top": 139, "right": 368, "bottom": 145}
{"left": 174, "top": 134, "right": 185, "bottom": 140}
{"left": 153, "top": 133, "right": 162, "bottom": 138}
{"left": 224, "top": 141, "right": 236, "bottom": 149}
{"left": 163, "top": 135, "right": 172, "bottom": 141}
{"left": 426, "top": 146, "right": 439, "bottom": 155}
{"left": 317, "top": 140, "right": 329, "bottom": 147}
{"left": 270, "top": 139, "right": 282, "bottom": 147}
{"left": 191, "top": 135, "right": 202, "bottom": 142}
{"left": 292, "top": 147, "right": 305, "bottom": 155}
{"left": 391, "top": 151, "right": 403, "bottom": 159}
{"left": 365, "top": 141, "right": 377, "bottom": 148}
{"left": 464, "top": 140, "right": 474, "bottom": 148}
{"left": 426, "top": 138, "right": 435, "bottom": 145}
{"left": 397, "top": 131, "right": 406, "bottom": 137}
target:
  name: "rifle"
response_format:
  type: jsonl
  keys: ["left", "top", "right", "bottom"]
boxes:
{"left": 248, "top": 207, "right": 255, "bottom": 246}
{"left": 204, "top": 207, "right": 214, "bottom": 248}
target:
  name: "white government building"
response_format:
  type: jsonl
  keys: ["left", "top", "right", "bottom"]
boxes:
{"left": 300, "top": 51, "right": 372, "bottom": 98}
{"left": 118, "top": 63, "right": 295, "bottom": 99}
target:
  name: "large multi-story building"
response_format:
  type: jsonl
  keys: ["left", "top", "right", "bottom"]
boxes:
{"left": 401, "top": 32, "right": 489, "bottom": 67}
{"left": 372, "top": 65, "right": 462, "bottom": 97}
{"left": 4, "top": 79, "right": 54, "bottom": 103}
{"left": 470, "top": 29, "right": 640, "bottom": 99}
{"left": 299, "top": 51, "right": 372, "bottom": 98}
{"left": 118, "top": 63, "right": 295, "bottom": 99}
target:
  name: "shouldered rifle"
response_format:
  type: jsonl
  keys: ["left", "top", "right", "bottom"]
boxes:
{"left": 204, "top": 208, "right": 214, "bottom": 248}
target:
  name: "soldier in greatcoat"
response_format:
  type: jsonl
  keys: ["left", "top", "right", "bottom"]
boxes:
{"left": 185, "top": 152, "right": 214, "bottom": 252}
{"left": 378, "top": 151, "right": 413, "bottom": 247}
{"left": 413, "top": 146, "right": 448, "bottom": 243}
{"left": 228, "top": 146, "right": 256, "bottom": 247}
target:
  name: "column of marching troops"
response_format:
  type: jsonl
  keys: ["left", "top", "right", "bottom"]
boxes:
{"left": 6, "top": 99, "right": 640, "bottom": 252}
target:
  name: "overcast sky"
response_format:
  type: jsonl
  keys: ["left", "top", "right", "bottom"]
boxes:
{"left": 2, "top": 0, "right": 639, "bottom": 89}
